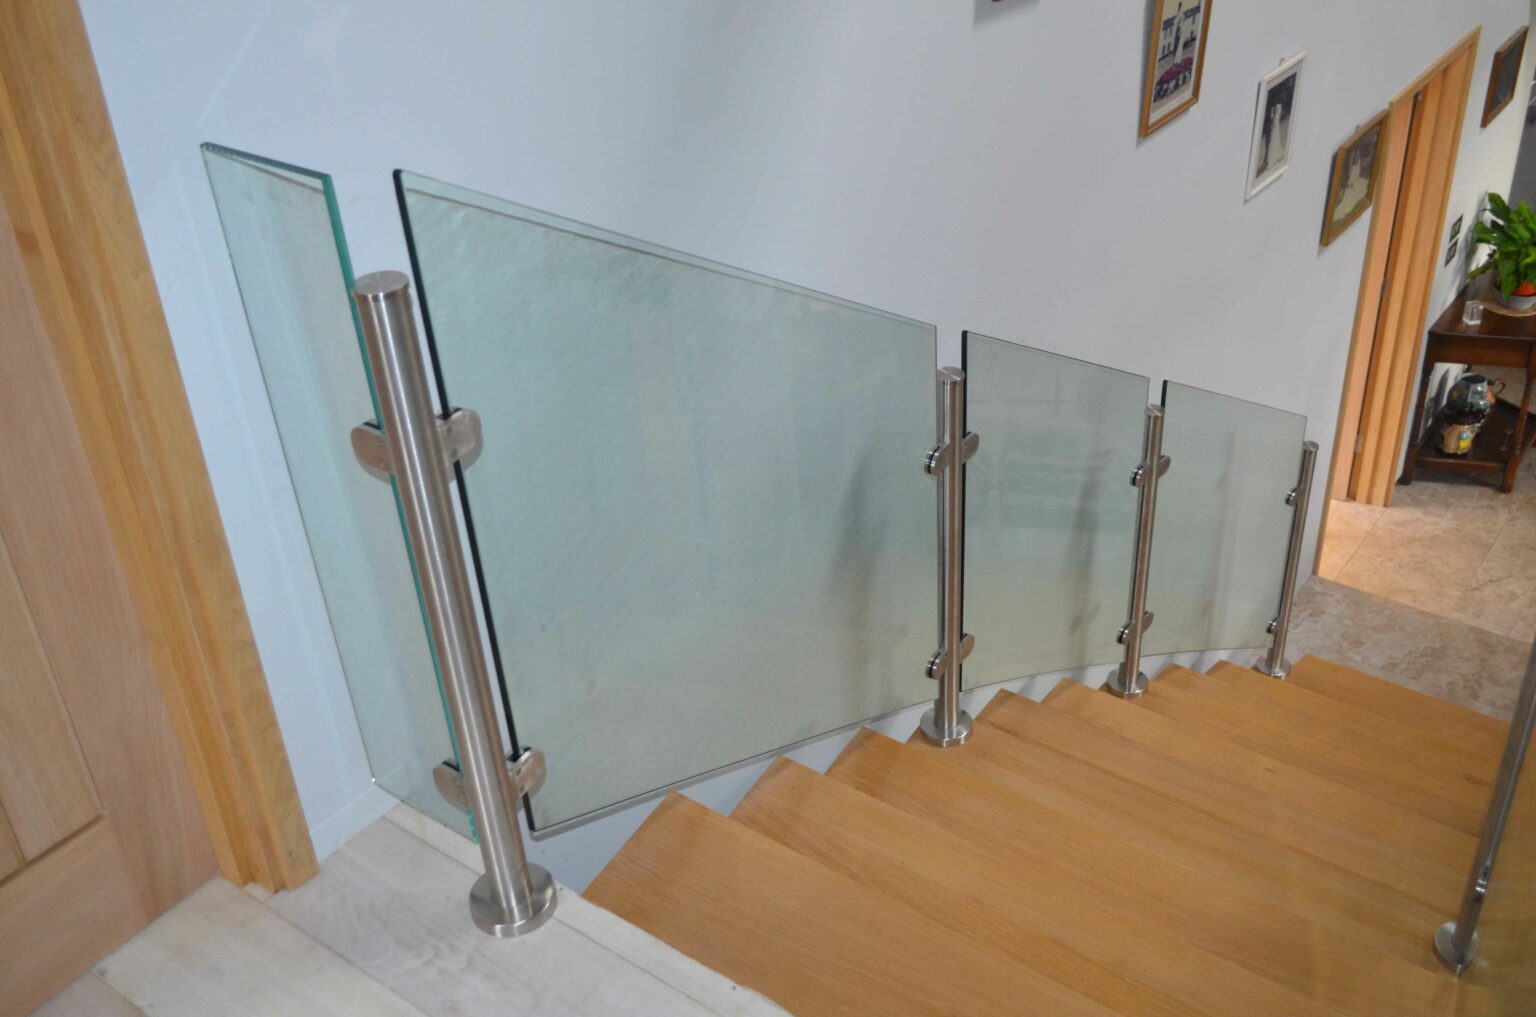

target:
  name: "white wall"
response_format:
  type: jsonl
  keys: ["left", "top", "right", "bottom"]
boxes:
{"left": 80, "top": 1, "right": 1531, "bottom": 870}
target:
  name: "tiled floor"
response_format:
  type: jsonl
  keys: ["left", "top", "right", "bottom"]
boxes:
{"left": 28, "top": 805, "right": 781, "bottom": 1017}
{"left": 1289, "top": 576, "right": 1529, "bottom": 720}
{"left": 1319, "top": 463, "right": 1536, "bottom": 644}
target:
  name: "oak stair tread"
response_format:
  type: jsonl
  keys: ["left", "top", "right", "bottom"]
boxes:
{"left": 1135, "top": 665, "right": 1489, "bottom": 834}
{"left": 1043, "top": 677, "right": 1479, "bottom": 866}
{"left": 1202, "top": 659, "right": 1501, "bottom": 777}
{"left": 587, "top": 656, "right": 1473, "bottom": 1015}
{"left": 921, "top": 711, "right": 1454, "bottom": 950}
{"left": 830, "top": 729, "right": 1454, "bottom": 1010}
{"left": 733, "top": 757, "right": 1339, "bottom": 1017}
{"left": 1282, "top": 655, "right": 1509, "bottom": 752}
{"left": 583, "top": 793, "right": 1113, "bottom": 1016}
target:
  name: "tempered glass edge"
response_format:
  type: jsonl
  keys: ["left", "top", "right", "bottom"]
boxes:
{"left": 393, "top": 169, "right": 523, "bottom": 836}
{"left": 963, "top": 329, "right": 1153, "bottom": 388}
{"left": 1162, "top": 377, "right": 1309, "bottom": 429}
{"left": 396, "top": 169, "right": 936, "bottom": 336}
{"left": 202, "top": 143, "right": 467, "bottom": 828}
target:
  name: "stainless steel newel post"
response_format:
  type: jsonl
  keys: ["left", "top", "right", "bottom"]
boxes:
{"left": 1253, "top": 440, "right": 1319, "bottom": 679}
{"left": 352, "top": 271, "right": 556, "bottom": 937}
{"left": 1108, "top": 405, "right": 1169, "bottom": 698}
{"left": 920, "top": 367, "right": 978, "bottom": 747}
{"left": 1435, "top": 637, "right": 1536, "bottom": 973}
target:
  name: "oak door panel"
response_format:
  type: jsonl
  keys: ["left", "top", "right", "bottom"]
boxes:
{"left": 0, "top": 530, "right": 100, "bottom": 858}
{"left": 0, "top": 127, "right": 216, "bottom": 1016}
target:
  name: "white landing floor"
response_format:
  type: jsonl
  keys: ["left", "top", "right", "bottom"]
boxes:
{"left": 29, "top": 805, "right": 783, "bottom": 1017}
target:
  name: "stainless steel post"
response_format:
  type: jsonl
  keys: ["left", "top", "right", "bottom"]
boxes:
{"left": 353, "top": 271, "right": 556, "bottom": 937}
{"left": 920, "top": 367, "right": 977, "bottom": 747}
{"left": 1435, "top": 637, "right": 1536, "bottom": 973}
{"left": 1108, "top": 405, "right": 1169, "bottom": 699}
{"left": 1254, "top": 440, "right": 1319, "bottom": 679}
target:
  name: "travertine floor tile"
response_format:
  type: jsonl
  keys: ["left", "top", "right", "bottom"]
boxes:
{"left": 1318, "top": 499, "right": 1382, "bottom": 578}
{"left": 96, "top": 880, "right": 428, "bottom": 1017}
{"left": 1324, "top": 465, "right": 1536, "bottom": 639}
{"left": 267, "top": 819, "right": 781, "bottom": 1017}
{"left": 29, "top": 972, "right": 142, "bottom": 1017}
{"left": 1290, "top": 577, "right": 1527, "bottom": 720}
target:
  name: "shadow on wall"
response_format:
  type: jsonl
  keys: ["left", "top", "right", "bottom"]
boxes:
{"left": 975, "top": 0, "right": 1041, "bottom": 27}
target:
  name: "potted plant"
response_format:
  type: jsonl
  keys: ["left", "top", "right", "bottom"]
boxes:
{"left": 1471, "top": 193, "right": 1536, "bottom": 310}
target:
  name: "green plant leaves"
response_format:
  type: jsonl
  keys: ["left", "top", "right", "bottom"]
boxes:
{"left": 1473, "top": 193, "right": 1536, "bottom": 299}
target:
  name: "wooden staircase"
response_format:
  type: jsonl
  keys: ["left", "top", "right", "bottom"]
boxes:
{"left": 585, "top": 655, "right": 1507, "bottom": 1015}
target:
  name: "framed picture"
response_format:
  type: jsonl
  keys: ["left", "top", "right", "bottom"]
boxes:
{"left": 1139, "top": 0, "right": 1213, "bottom": 137}
{"left": 1321, "top": 111, "right": 1389, "bottom": 247}
{"left": 1482, "top": 27, "right": 1529, "bottom": 127}
{"left": 1246, "top": 53, "right": 1305, "bottom": 200}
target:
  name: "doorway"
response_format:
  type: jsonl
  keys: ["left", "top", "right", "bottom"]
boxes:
{"left": 1312, "top": 30, "right": 1536, "bottom": 646}
{"left": 1327, "top": 31, "right": 1480, "bottom": 509}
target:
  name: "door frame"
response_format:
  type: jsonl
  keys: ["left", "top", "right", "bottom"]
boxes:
{"left": 0, "top": 2, "right": 315, "bottom": 891}
{"left": 1326, "top": 30, "right": 1481, "bottom": 513}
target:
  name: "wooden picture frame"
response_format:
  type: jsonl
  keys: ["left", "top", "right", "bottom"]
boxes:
{"left": 1139, "top": 0, "right": 1214, "bottom": 137}
{"left": 1246, "top": 53, "right": 1306, "bottom": 200}
{"left": 1321, "top": 111, "right": 1390, "bottom": 247}
{"left": 1482, "top": 26, "right": 1528, "bottom": 127}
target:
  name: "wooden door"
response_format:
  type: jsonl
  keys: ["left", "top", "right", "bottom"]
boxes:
{"left": 1326, "top": 31, "right": 1479, "bottom": 508}
{"left": 0, "top": 184, "right": 215, "bottom": 1015}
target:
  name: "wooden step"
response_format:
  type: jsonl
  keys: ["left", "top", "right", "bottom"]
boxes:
{"left": 1140, "top": 666, "right": 1487, "bottom": 835}
{"left": 827, "top": 729, "right": 1459, "bottom": 1016}
{"left": 584, "top": 793, "right": 1113, "bottom": 1016}
{"left": 734, "top": 757, "right": 1343, "bottom": 1017}
{"left": 919, "top": 713, "right": 1450, "bottom": 958}
{"left": 1284, "top": 655, "right": 1509, "bottom": 754}
{"left": 1201, "top": 660, "right": 1501, "bottom": 779}
{"left": 731, "top": 761, "right": 1234, "bottom": 1017}
{"left": 1043, "top": 680, "right": 1478, "bottom": 866}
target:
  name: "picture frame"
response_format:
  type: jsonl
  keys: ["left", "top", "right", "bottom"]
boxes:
{"left": 1245, "top": 53, "right": 1306, "bottom": 200}
{"left": 1482, "top": 26, "right": 1529, "bottom": 128}
{"left": 1139, "top": 0, "right": 1214, "bottom": 138}
{"left": 1321, "top": 111, "right": 1390, "bottom": 247}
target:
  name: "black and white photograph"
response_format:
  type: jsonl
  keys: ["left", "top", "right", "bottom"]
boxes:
{"left": 1246, "top": 54, "right": 1305, "bottom": 200}
{"left": 1321, "top": 110, "right": 1388, "bottom": 245}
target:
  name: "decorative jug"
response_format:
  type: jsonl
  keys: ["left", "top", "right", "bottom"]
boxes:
{"left": 1446, "top": 373, "right": 1505, "bottom": 418}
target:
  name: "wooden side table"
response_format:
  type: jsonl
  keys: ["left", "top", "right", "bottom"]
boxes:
{"left": 1402, "top": 277, "right": 1536, "bottom": 493}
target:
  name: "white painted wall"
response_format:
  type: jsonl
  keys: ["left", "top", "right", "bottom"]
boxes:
{"left": 80, "top": 1, "right": 1531, "bottom": 872}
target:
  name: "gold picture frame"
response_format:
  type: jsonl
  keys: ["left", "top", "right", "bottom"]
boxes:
{"left": 1482, "top": 26, "right": 1528, "bottom": 127}
{"left": 1321, "top": 111, "right": 1390, "bottom": 247}
{"left": 1139, "top": 0, "right": 1213, "bottom": 137}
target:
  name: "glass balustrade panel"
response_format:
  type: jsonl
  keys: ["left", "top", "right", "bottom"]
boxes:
{"left": 1145, "top": 381, "right": 1307, "bottom": 656}
{"left": 963, "top": 332, "right": 1148, "bottom": 685}
{"left": 397, "top": 171, "right": 937, "bottom": 829}
{"left": 203, "top": 146, "right": 467, "bottom": 834}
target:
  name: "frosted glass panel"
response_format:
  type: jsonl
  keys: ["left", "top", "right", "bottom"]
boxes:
{"left": 397, "top": 172, "right": 936, "bottom": 829}
{"left": 1145, "top": 382, "right": 1307, "bottom": 655}
{"left": 203, "top": 146, "right": 467, "bottom": 835}
{"left": 963, "top": 333, "right": 1147, "bottom": 685}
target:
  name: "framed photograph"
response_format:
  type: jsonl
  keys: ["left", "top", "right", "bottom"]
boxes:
{"left": 1321, "top": 111, "right": 1389, "bottom": 247}
{"left": 1139, "top": 0, "right": 1213, "bottom": 137}
{"left": 1246, "top": 53, "right": 1305, "bottom": 200}
{"left": 1482, "top": 27, "right": 1529, "bottom": 127}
